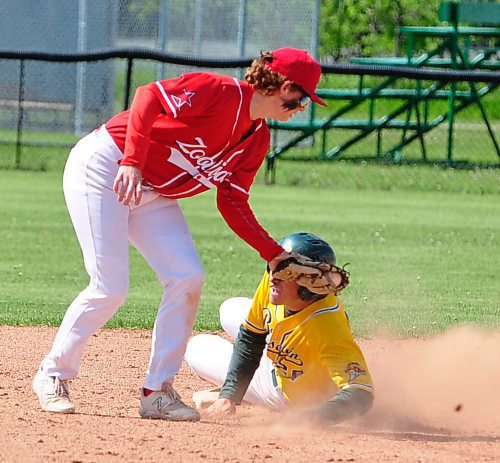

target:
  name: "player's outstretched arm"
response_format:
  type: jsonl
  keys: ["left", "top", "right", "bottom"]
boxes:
{"left": 205, "top": 397, "right": 236, "bottom": 416}
{"left": 204, "top": 326, "right": 266, "bottom": 416}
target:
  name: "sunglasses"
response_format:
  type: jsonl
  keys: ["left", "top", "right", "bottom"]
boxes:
{"left": 281, "top": 93, "right": 311, "bottom": 111}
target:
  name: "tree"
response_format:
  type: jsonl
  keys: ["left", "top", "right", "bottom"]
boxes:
{"left": 319, "top": 0, "right": 440, "bottom": 60}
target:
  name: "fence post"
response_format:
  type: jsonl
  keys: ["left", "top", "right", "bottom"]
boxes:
{"left": 15, "top": 59, "right": 25, "bottom": 169}
{"left": 237, "top": 0, "right": 248, "bottom": 79}
{"left": 75, "top": 0, "right": 88, "bottom": 136}
{"left": 157, "top": 0, "right": 169, "bottom": 79}
{"left": 124, "top": 58, "right": 134, "bottom": 110}
{"left": 194, "top": 0, "right": 203, "bottom": 55}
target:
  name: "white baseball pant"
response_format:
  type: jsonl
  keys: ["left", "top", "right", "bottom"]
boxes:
{"left": 185, "top": 297, "right": 287, "bottom": 409}
{"left": 40, "top": 127, "right": 204, "bottom": 391}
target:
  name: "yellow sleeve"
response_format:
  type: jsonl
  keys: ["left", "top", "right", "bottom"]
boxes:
{"left": 318, "top": 310, "right": 374, "bottom": 394}
{"left": 242, "top": 272, "right": 271, "bottom": 335}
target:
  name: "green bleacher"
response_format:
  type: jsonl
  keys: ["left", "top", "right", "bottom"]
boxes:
{"left": 266, "top": 1, "right": 499, "bottom": 179}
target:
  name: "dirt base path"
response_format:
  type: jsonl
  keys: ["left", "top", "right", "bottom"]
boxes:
{"left": 1, "top": 326, "right": 498, "bottom": 463}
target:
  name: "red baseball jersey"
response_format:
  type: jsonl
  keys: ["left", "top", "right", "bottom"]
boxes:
{"left": 105, "top": 72, "right": 283, "bottom": 261}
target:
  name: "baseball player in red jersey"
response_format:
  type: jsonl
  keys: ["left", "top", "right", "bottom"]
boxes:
{"left": 33, "top": 48, "right": 327, "bottom": 421}
{"left": 185, "top": 233, "right": 374, "bottom": 425}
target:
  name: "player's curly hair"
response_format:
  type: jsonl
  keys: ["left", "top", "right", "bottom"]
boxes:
{"left": 245, "top": 51, "right": 302, "bottom": 95}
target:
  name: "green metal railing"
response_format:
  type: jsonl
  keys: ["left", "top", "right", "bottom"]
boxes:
{"left": 265, "top": 1, "right": 500, "bottom": 180}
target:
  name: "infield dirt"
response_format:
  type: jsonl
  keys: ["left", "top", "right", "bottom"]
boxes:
{"left": 1, "top": 325, "right": 498, "bottom": 463}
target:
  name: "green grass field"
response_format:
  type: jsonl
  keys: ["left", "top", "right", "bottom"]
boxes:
{"left": 0, "top": 166, "right": 498, "bottom": 337}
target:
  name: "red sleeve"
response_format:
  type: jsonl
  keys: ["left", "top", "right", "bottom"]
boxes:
{"left": 216, "top": 123, "right": 283, "bottom": 262}
{"left": 120, "top": 85, "right": 163, "bottom": 169}
{"left": 216, "top": 183, "right": 284, "bottom": 262}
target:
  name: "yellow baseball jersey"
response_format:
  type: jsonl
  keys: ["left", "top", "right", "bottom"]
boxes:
{"left": 243, "top": 272, "right": 374, "bottom": 408}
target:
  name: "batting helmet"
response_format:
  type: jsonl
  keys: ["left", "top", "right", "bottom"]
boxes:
{"left": 278, "top": 232, "right": 336, "bottom": 301}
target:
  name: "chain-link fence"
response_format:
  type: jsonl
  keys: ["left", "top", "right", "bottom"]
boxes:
{"left": 0, "top": 0, "right": 498, "bottom": 174}
{"left": 0, "top": 0, "right": 319, "bottom": 140}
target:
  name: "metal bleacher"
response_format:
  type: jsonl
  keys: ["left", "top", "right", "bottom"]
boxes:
{"left": 266, "top": 1, "right": 500, "bottom": 179}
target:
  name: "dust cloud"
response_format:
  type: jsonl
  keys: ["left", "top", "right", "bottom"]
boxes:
{"left": 362, "top": 326, "right": 500, "bottom": 435}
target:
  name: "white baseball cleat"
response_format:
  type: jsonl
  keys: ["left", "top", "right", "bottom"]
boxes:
{"left": 139, "top": 383, "right": 200, "bottom": 421}
{"left": 33, "top": 369, "right": 75, "bottom": 414}
{"left": 192, "top": 388, "right": 221, "bottom": 409}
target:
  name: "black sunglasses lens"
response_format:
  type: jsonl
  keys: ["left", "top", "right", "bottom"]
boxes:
{"left": 282, "top": 100, "right": 299, "bottom": 110}
{"left": 281, "top": 94, "right": 310, "bottom": 111}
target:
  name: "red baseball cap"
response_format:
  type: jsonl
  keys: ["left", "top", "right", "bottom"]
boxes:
{"left": 265, "top": 47, "right": 326, "bottom": 106}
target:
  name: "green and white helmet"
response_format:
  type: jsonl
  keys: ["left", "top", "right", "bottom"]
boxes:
{"left": 278, "top": 232, "right": 336, "bottom": 301}
{"left": 279, "top": 232, "right": 336, "bottom": 265}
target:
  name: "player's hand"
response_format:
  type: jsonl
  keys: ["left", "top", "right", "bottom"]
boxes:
{"left": 204, "top": 398, "right": 236, "bottom": 416}
{"left": 113, "top": 165, "right": 143, "bottom": 206}
{"left": 268, "top": 250, "right": 292, "bottom": 272}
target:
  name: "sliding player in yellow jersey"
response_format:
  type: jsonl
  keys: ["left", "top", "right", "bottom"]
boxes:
{"left": 185, "top": 232, "right": 374, "bottom": 424}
